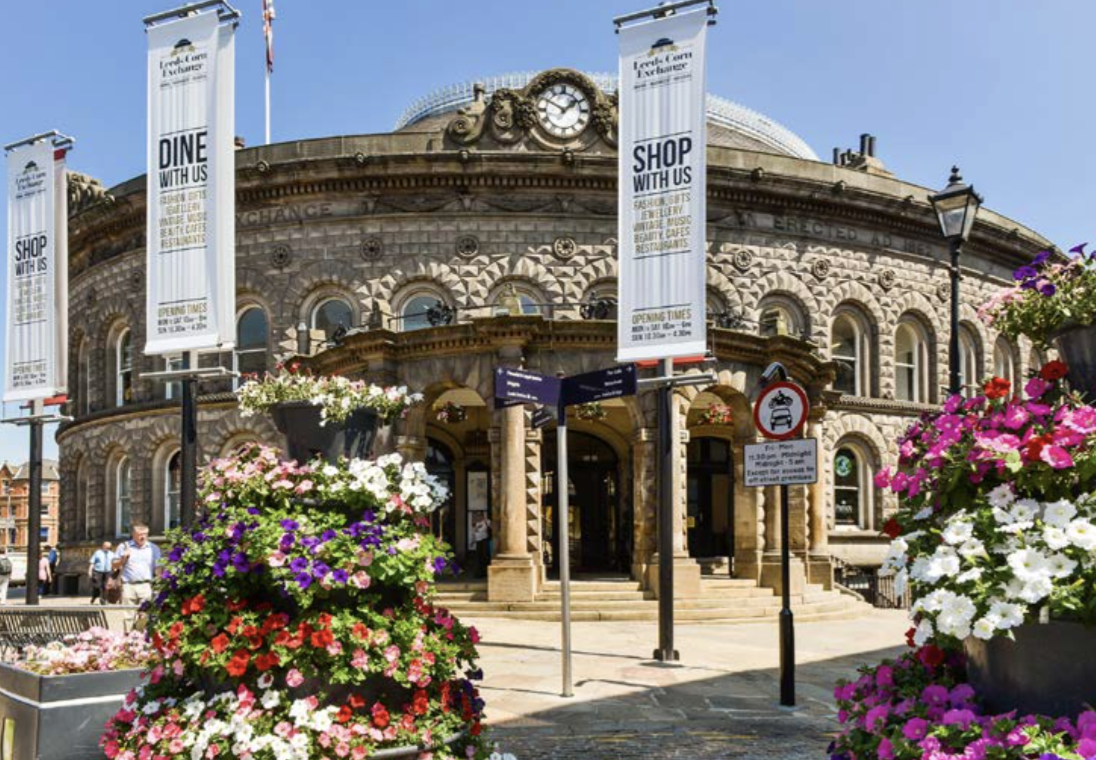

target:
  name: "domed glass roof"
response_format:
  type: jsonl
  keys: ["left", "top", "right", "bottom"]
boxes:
{"left": 395, "top": 71, "right": 818, "bottom": 161}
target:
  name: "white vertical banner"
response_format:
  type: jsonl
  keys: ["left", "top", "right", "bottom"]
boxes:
{"left": 146, "top": 10, "right": 236, "bottom": 356}
{"left": 617, "top": 9, "right": 708, "bottom": 362}
{"left": 4, "top": 142, "right": 68, "bottom": 402}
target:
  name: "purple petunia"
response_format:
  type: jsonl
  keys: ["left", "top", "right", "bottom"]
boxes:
{"left": 312, "top": 561, "right": 330, "bottom": 578}
{"left": 280, "top": 519, "right": 299, "bottom": 531}
{"left": 331, "top": 569, "right": 349, "bottom": 584}
{"left": 294, "top": 572, "right": 312, "bottom": 589}
{"left": 289, "top": 557, "right": 309, "bottom": 574}
{"left": 1013, "top": 265, "right": 1038, "bottom": 281}
{"left": 320, "top": 529, "right": 337, "bottom": 543}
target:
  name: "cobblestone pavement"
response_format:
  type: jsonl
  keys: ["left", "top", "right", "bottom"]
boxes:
{"left": 469, "top": 610, "right": 908, "bottom": 760}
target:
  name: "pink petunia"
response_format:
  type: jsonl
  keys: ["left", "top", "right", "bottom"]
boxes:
{"left": 1003, "top": 404, "right": 1030, "bottom": 430}
{"left": 286, "top": 668, "right": 304, "bottom": 687}
{"left": 1025, "top": 376, "right": 1050, "bottom": 398}
{"left": 1041, "top": 444, "right": 1074, "bottom": 469}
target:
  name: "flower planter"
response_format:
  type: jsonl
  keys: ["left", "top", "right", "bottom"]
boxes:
{"left": 270, "top": 401, "right": 379, "bottom": 464}
{"left": 964, "top": 620, "right": 1096, "bottom": 716}
{"left": 1053, "top": 322, "right": 1096, "bottom": 397}
{"left": 0, "top": 663, "right": 142, "bottom": 760}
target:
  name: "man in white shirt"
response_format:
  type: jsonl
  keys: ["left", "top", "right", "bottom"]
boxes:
{"left": 113, "top": 523, "right": 161, "bottom": 628}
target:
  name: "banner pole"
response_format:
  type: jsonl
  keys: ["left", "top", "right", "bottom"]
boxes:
{"left": 265, "top": 67, "right": 271, "bottom": 145}
{"left": 654, "top": 356, "right": 678, "bottom": 661}
{"left": 179, "top": 351, "right": 199, "bottom": 527}
{"left": 779, "top": 482, "right": 795, "bottom": 706}
{"left": 26, "top": 400, "right": 44, "bottom": 606}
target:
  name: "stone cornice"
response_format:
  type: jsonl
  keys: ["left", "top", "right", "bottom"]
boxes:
{"left": 55, "top": 392, "right": 240, "bottom": 443}
{"left": 825, "top": 390, "right": 938, "bottom": 418}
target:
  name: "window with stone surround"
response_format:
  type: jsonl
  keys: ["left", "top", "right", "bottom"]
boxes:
{"left": 165, "top": 451, "right": 181, "bottom": 531}
{"left": 958, "top": 324, "right": 983, "bottom": 396}
{"left": 831, "top": 307, "right": 872, "bottom": 397}
{"left": 757, "top": 294, "right": 808, "bottom": 339}
{"left": 490, "top": 282, "right": 545, "bottom": 317}
{"left": 115, "top": 328, "right": 134, "bottom": 407}
{"left": 114, "top": 456, "right": 132, "bottom": 537}
{"left": 993, "top": 336, "right": 1016, "bottom": 391}
{"left": 163, "top": 355, "right": 184, "bottom": 400}
{"left": 235, "top": 306, "right": 269, "bottom": 385}
{"left": 310, "top": 297, "right": 353, "bottom": 340}
{"left": 895, "top": 316, "right": 933, "bottom": 403}
{"left": 833, "top": 441, "right": 875, "bottom": 530}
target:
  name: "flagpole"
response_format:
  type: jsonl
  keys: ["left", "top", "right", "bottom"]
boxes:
{"left": 265, "top": 65, "right": 271, "bottom": 144}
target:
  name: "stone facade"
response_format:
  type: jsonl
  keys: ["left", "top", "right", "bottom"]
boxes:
{"left": 56, "top": 69, "right": 1052, "bottom": 597}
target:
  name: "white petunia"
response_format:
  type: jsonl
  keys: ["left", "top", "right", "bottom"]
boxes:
{"left": 943, "top": 520, "right": 975, "bottom": 545}
{"left": 956, "top": 567, "right": 983, "bottom": 584}
{"left": 893, "top": 568, "right": 908, "bottom": 597}
{"left": 958, "top": 538, "right": 988, "bottom": 559}
{"left": 913, "top": 617, "right": 934, "bottom": 646}
{"left": 1016, "top": 576, "right": 1053, "bottom": 604}
{"left": 1008, "top": 549, "right": 1050, "bottom": 582}
{"left": 1012, "top": 499, "right": 1040, "bottom": 523}
{"left": 989, "top": 599, "right": 1025, "bottom": 629}
{"left": 1043, "top": 526, "right": 1071, "bottom": 551}
{"left": 1043, "top": 499, "right": 1077, "bottom": 528}
{"left": 987, "top": 483, "right": 1016, "bottom": 509}
{"left": 1046, "top": 553, "right": 1078, "bottom": 579}
{"left": 914, "top": 507, "right": 934, "bottom": 520}
{"left": 1067, "top": 519, "right": 1096, "bottom": 551}
{"left": 925, "top": 547, "right": 961, "bottom": 582}
{"left": 972, "top": 615, "right": 1001, "bottom": 640}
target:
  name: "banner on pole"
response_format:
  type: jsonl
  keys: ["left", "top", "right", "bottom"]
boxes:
{"left": 146, "top": 10, "right": 236, "bottom": 356}
{"left": 617, "top": 8, "right": 708, "bottom": 363}
{"left": 4, "top": 142, "right": 68, "bottom": 402}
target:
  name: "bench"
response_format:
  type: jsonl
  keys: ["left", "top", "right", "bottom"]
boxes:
{"left": 0, "top": 608, "right": 108, "bottom": 659}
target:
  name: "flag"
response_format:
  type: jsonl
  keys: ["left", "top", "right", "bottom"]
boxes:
{"left": 263, "top": 0, "right": 275, "bottom": 73}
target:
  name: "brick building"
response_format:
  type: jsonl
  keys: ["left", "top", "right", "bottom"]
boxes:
{"left": 0, "top": 460, "right": 61, "bottom": 552}
{"left": 56, "top": 70, "right": 1051, "bottom": 605}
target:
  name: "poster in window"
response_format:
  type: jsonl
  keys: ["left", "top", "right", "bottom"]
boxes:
{"left": 467, "top": 470, "right": 488, "bottom": 512}
{"left": 467, "top": 511, "right": 490, "bottom": 550}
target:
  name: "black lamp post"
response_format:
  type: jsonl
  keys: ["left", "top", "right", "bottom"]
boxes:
{"left": 929, "top": 167, "right": 983, "bottom": 396}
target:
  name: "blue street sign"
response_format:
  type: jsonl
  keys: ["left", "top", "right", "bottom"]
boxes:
{"left": 561, "top": 363, "right": 637, "bottom": 406}
{"left": 494, "top": 367, "right": 561, "bottom": 408}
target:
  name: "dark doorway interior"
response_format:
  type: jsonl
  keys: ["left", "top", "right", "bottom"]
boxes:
{"left": 425, "top": 438, "right": 458, "bottom": 559}
{"left": 541, "top": 431, "right": 628, "bottom": 576}
{"left": 686, "top": 436, "right": 735, "bottom": 561}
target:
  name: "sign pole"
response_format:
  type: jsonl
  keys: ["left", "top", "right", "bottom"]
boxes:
{"left": 779, "top": 483, "right": 794, "bottom": 706}
{"left": 26, "top": 400, "right": 43, "bottom": 606}
{"left": 654, "top": 357, "right": 678, "bottom": 661}
{"left": 179, "top": 350, "right": 199, "bottom": 526}
{"left": 557, "top": 402, "right": 573, "bottom": 697}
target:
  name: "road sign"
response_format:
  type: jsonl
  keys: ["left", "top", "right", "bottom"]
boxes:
{"left": 494, "top": 368, "right": 561, "bottom": 409}
{"left": 753, "top": 381, "right": 809, "bottom": 441}
{"left": 744, "top": 438, "right": 818, "bottom": 487}
{"left": 561, "top": 363, "right": 637, "bottom": 406}
{"left": 531, "top": 406, "right": 556, "bottom": 429}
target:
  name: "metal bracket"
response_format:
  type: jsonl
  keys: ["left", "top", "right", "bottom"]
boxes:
{"left": 143, "top": 0, "right": 241, "bottom": 28}
{"left": 141, "top": 366, "right": 236, "bottom": 382}
{"left": 637, "top": 371, "right": 717, "bottom": 390}
{"left": 613, "top": 0, "right": 718, "bottom": 31}
{"left": 4, "top": 130, "right": 75, "bottom": 154}
{"left": 0, "top": 414, "right": 71, "bottom": 426}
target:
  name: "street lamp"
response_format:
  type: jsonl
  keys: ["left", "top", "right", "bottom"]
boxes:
{"left": 929, "top": 166, "right": 983, "bottom": 396}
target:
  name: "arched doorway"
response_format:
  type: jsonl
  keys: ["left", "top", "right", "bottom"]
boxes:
{"left": 686, "top": 436, "right": 735, "bottom": 561}
{"left": 425, "top": 438, "right": 456, "bottom": 551}
{"left": 541, "top": 431, "right": 627, "bottom": 576}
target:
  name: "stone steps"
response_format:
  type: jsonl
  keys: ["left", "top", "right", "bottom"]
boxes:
{"left": 436, "top": 598, "right": 869, "bottom": 623}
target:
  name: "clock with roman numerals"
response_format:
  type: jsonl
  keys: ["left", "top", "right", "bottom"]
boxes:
{"left": 534, "top": 83, "right": 591, "bottom": 139}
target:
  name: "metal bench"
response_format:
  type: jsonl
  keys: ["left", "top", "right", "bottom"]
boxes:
{"left": 0, "top": 609, "right": 109, "bottom": 659}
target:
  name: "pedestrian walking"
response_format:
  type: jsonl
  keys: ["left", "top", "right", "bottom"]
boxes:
{"left": 113, "top": 523, "right": 161, "bottom": 629}
{"left": 48, "top": 545, "right": 59, "bottom": 595}
{"left": 38, "top": 552, "right": 51, "bottom": 598}
{"left": 0, "top": 548, "right": 12, "bottom": 605}
{"left": 88, "top": 541, "right": 115, "bottom": 605}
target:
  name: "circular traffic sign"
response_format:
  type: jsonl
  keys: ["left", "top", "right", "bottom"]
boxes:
{"left": 753, "top": 381, "right": 809, "bottom": 441}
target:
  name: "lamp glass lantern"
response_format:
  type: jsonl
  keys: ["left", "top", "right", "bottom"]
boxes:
{"left": 930, "top": 166, "right": 983, "bottom": 242}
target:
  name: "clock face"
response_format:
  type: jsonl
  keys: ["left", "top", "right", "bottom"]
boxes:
{"left": 535, "top": 83, "right": 591, "bottom": 139}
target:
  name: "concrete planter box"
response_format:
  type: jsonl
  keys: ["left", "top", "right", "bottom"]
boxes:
{"left": 965, "top": 620, "right": 1096, "bottom": 717}
{"left": 1053, "top": 323, "right": 1096, "bottom": 397}
{"left": 0, "top": 663, "right": 143, "bottom": 759}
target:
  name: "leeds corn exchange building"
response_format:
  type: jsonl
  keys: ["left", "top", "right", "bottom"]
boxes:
{"left": 57, "top": 69, "right": 1051, "bottom": 609}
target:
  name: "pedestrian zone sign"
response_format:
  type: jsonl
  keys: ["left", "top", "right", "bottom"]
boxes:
{"left": 744, "top": 438, "right": 818, "bottom": 488}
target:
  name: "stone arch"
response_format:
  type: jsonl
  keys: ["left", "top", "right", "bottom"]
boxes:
{"left": 567, "top": 257, "right": 618, "bottom": 301}
{"left": 824, "top": 413, "right": 891, "bottom": 528}
{"left": 477, "top": 256, "right": 566, "bottom": 307}
{"left": 373, "top": 261, "right": 473, "bottom": 312}
{"left": 743, "top": 271, "right": 818, "bottom": 340}
{"left": 705, "top": 265, "right": 744, "bottom": 313}
{"left": 885, "top": 291, "right": 942, "bottom": 334}
{"left": 821, "top": 280, "right": 886, "bottom": 330}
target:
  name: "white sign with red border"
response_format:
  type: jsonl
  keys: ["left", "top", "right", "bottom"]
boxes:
{"left": 752, "top": 381, "right": 809, "bottom": 441}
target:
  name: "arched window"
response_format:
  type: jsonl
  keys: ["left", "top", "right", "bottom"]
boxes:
{"left": 76, "top": 459, "right": 90, "bottom": 541}
{"left": 165, "top": 451, "right": 182, "bottom": 531}
{"left": 758, "top": 295, "right": 807, "bottom": 339}
{"left": 311, "top": 298, "right": 353, "bottom": 340}
{"left": 1029, "top": 348, "right": 1047, "bottom": 377}
{"left": 993, "top": 337, "right": 1015, "bottom": 389}
{"left": 401, "top": 293, "right": 444, "bottom": 331}
{"left": 895, "top": 322, "right": 928, "bottom": 403}
{"left": 958, "top": 326, "right": 981, "bottom": 395}
{"left": 115, "top": 329, "right": 133, "bottom": 406}
{"left": 115, "top": 457, "right": 132, "bottom": 536}
{"left": 831, "top": 314, "right": 861, "bottom": 395}
{"left": 493, "top": 284, "right": 543, "bottom": 317}
{"left": 581, "top": 281, "right": 618, "bottom": 321}
{"left": 833, "top": 445, "right": 873, "bottom": 529}
{"left": 76, "top": 337, "right": 90, "bottom": 416}
{"left": 235, "top": 306, "right": 268, "bottom": 383}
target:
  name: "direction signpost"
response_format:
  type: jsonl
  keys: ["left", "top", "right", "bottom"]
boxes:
{"left": 495, "top": 364, "right": 638, "bottom": 697}
{"left": 745, "top": 378, "right": 816, "bottom": 707}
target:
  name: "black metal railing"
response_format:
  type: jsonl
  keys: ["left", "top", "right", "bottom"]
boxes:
{"left": 833, "top": 557, "right": 910, "bottom": 609}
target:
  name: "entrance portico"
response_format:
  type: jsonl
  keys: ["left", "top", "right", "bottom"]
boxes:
{"left": 303, "top": 317, "right": 835, "bottom": 603}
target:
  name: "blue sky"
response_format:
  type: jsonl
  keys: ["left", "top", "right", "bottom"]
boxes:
{"left": 1, "top": 1, "right": 1093, "bottom": 464}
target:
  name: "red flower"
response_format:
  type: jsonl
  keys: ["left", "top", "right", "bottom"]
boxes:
{"left": 905, "top": 627, "right": 917, "bottom": 648}
{"left": 1040, "top": 360, "right": 1068, "bottom": 381}
{"left": 310, "top": 628, "right": 334, "bottom": 648}
{"left": 983, "top": 377, "right": 1010, "bottom": 400}
{"left": 335, "top": 705, "right": 353, "bottom": 724}
{"left": 471, "top": 721, "right": 482, "bottom": 736}
{"left": 1025, "top": 433, "right": 1054, "bottom": 462}
{"left": 224, "top": 649, "right": 250, "bottom": 677}
{"left": 226, "top": 598, "right": 248, "bottom": 612}
{"left": 917, "top": 644, "right": 945, "bottom": 668}
{"left": 247, "top": 635, "right": 263, "bottom": 650}
{"left": 168, "top": 622, "right": 184, "bottom": 640}
{"left": 882, "top": 517, "right": 902, "bottom": 540}
{"left": 352, "top": 623, "right": 370, "bottom": 641}
{"left": 411, "top": 689, "right": 429, "bottom": 716}
{"left": 254, "top": 652, "right": 280, "bottom": 671}
{"left": 181, "top": 594, "right": 205, "bottom": 616}
{"left": 227, "top": 617, "right": 243, "bottom": 635}
{"left": 211, "top": 634, "right": 230, "bottom": 654}
{"left": 349, "top": 693, "right": 366, "bottom": 710}
{"left": 371, "top": 702, "right": 390, "bottom": 729}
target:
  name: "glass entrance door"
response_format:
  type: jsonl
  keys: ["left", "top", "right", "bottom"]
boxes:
{"left": 686, "top": 437, "right": 735, "bottom": 560}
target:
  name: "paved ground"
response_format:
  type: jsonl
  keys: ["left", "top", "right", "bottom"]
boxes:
{"left": 470, "top": 609, "right": 909, "bottom": 760}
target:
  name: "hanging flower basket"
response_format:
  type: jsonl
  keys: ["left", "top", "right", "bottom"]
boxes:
{"left": 270, "top": 401, "right": 380, "bottom": 464}
{"left": 575, "top": 402, "right": 607, "bottom": 421}
{"left": 1053, "top": 322, "right": 1096, "bottom": 397}
{"left": 435, "top": 401, "right": 467, "bottom": 425}
{"left": 698, "top": 403, "right": 734, "bottom": 426}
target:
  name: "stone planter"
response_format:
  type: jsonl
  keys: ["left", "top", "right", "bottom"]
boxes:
{"left": 964, "top": 620, "right": 1096, "bottom": 716}
{"left": 1052, "top": 322, "right": 1096, "bottom": 397}
{"left": 0, "top": 663, "right": 143, "bottom": 759}
{"left": 270, "top": 401, "right": 380, "bottom": 464}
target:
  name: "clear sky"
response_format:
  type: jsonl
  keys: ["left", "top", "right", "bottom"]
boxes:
{"left": 1, "top": 1, "right": 1093, "bottom": 465}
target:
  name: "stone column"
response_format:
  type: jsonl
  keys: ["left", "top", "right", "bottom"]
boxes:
{"left": 732, "top": 439, "right": 763, "bottom": 583}
{"left": 631, "top": 428, "right": 657, "bottom": 583}
{"left": 487, "top": 404, "right": 537, "bottom": 602}
{"left": 759, "top": 482, "right": 807, "bottom": 596}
